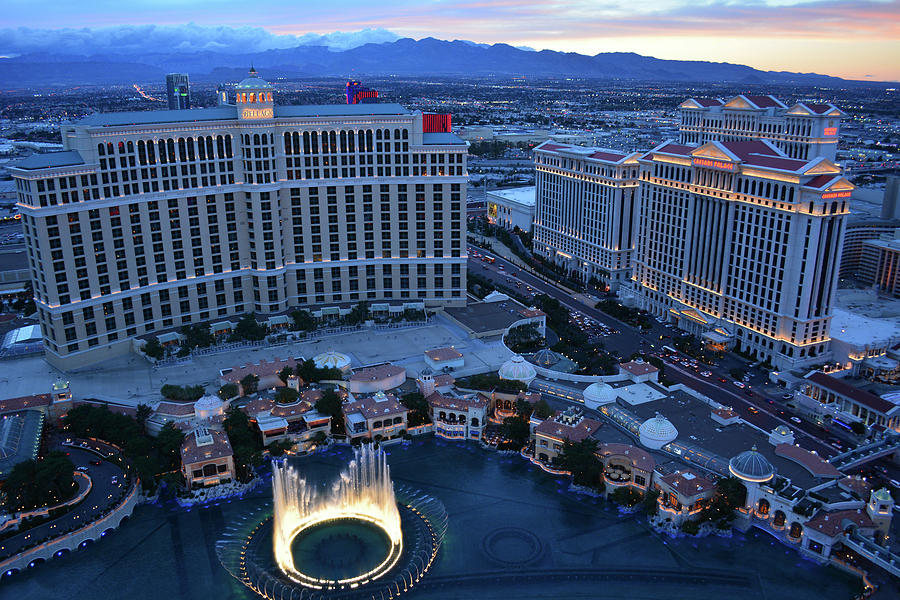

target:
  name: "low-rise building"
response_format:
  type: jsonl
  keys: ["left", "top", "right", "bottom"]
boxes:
{"left": 220, "top": 357, "right": 300, "bottom": 395}
{"left": 798, "top": 371, "right": 900, "bottom": 432}
{"left": 597, "top": 443, "right": 655, "bottom": 494}
{"left": 654, "top": 468, "right": 716, "bottom": 525}
{"left": 180, "top": 427, "right": 235, "bottom": 488}
{"left": 486, "top": 186, "right": 535, "bottom": 232}
{"left": 533, "top": 407, "right": 602, "bottom": 464}
{"left": 348, "top": 364, "right": 406, "bottom": 394}
{"left": 426, "top": 391, "right": 489, "bottom": 441}
{"left": 423, "top": 347, "right": 464, "bottom": 371}
{"left": 342, "top": 391, "right": 408, "bottom": 441}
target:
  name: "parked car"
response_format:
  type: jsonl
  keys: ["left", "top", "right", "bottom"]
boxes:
{"left": 76, "top": 466, "right": 89, "bottom": 472}
{"left": 790, "top": 416, "right": 802, "bottom": 424}
{"left": 733, "top": 381, "right": 746, "bottom": 389}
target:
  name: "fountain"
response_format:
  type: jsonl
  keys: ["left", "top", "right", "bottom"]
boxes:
{"left": 217, "top": 444, "right": 449, "bottom": 599}
{"left": 272, "top": 445, "right": 403, "bottom": 588}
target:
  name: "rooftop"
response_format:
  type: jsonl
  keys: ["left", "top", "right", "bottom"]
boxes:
{"left": 179, "top": 428, "right": 233, "bottom": 465}
{"left": 773, "top": 443, "right": 842, "bottom": 479}
{"left": 349, "top": 364, "right": 406, "bottom": 383}
{"left": 444, "top": 298, "right": 544, "bottom": 335}
{"left": 534, "top": 410, "right": 602, "bottom": 443}
{"left": 12, "top": 150, "right": 85, "bottom": 171}
{"left": 805, "top": 508, "right": 874, "bottom": 538}
{"left": 806, "top": 371, "right": 897, "bottom": 416}
{"left": 597, "top": 442, "right": 655, "bottom": 473}
{"left": 74, "top": 103, "right": 414, "bottom": 128}
{"left": 424, "top": 347, "right": 463, "bottom": 362}
{"left": 342, "top": 392, "right": 407, "bottom": 420}
{"left": 486, "top": 186, "right": 536, "bottom": 208}
{"left": 534, "top": 140, "right": 637, "bottom": 164}
{"left": 659, "top": 469, "right": 716, "bottom": 497}
{"left": 426, "top": 391, "right": 488, "bottom": 412}
{"left": 830, "top": 307, "right": 900, "bottom": 349}
{"left": 0, "top": 393, "right": 52, "bottom": 415}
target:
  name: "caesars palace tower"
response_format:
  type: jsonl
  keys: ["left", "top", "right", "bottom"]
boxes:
{"left": 10, "top": 69, "right": 468, "bottom": 370}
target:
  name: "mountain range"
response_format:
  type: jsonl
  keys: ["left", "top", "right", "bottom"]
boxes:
{"left": 0, "top": 37, "right": 886, "bottom": 88}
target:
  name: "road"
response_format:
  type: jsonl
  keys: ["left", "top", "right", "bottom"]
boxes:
{"left": 0, "top": 445, "right": 129, "bottom": 561}
{"left": 468, "top": 244, "right": 850, "bottom": 458}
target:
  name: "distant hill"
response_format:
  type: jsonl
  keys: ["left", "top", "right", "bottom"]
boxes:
{"left": 0, "top": 37, "right": 886, "bottom": 88}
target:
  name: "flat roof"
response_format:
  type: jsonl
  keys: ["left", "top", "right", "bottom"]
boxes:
{"left": 444, "top": 298, "right": 540, "bottom": 335}
{"left": 626, "top": 392, "right": 820, "bottom": 489}
{"left": 830, "top": 308, "right": 900, "bottom": 348}
{"left": 422, "top": 132, "right": 465, "bottom": 146}
{"left": 75, "top": 103, "right": 414, "bottom": 128}
{"left": 487, "top": 186, "right": 536, "bottom": 208}
{"left": 0, "top": 410, "right": 44, "bottom": 477}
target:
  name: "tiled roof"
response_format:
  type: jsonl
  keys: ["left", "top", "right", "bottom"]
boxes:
{"left": 426, "top": 391, "right": 488, "bottom": 411}
{"left": 342, "top": 393, "right": 407, "bottom": 420}
{"left": 424, "top": 347, "right": 463, "bottom": 362}
{"left": 156, "top": 401, "right": 196, "bottom": 417}
{"left": 807, "top": 372, "right": 896, "bottom": 415}
{"left": 597, "top": 443, "right": 655, "bottom": 473}
{"left": 774, "top": 443, "right": 842, "bottom": 478}
{"left": 743, "top": 95, "right": 784, "bottom": 109}
{"left": 349, "top": 364, "right": 405, "bottom": 382}
{"left": 619, "top": 360, "right": 658, "bottom": 376}
{"left": 651, "top": 143, "right": 694, "bottom": 157}
{"left": 805, "top": 509, "right": 874, "bottom": 538}
{"left": 588, "top": 150, "right": 627, "bottom": 162}
{"left": 180, "top": 429, "right": 233, "bottom": 465}
{"left": 271, "top": 400, "right": 314, "bottom": 419}
{"left": 534, "top": 412, "right": 601, "bottom": 443}
{"left": 803, "top": 103, "right": 835, "bottom": 115}
{"left": 804, "top": 174, "right": 840, "bottom": 189}
{"left": 660, "top": 469, "right": 715, "bottom": 497}
{"left": 0, "top": 394, "right": 52, "bottom": 414}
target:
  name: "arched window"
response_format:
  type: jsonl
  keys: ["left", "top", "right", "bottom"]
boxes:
{"left": 126, "top": 140, "right": 134, "bottom": 153}
{"left": 202, "top": 464, "right": 218, "bottom": 477}
{"left": 253, "top": 133, "right": 260, "bottom": 146}
{"left": 284, "top": 132, "right": 292, "bottom": 154}
{"left": 147, "top": 141, "right": 156, "bottom": 164}
{"left": 471, "top": 417, "right": 479, "bottom": 427}
{"left": 248, "top": 92, "right": 256, "bottom": 103}
{"left": 267, "top": 92, "right": 272, "bottom": 102}
{"left": 98, "top": 143, "right": 105, "bottom": 156}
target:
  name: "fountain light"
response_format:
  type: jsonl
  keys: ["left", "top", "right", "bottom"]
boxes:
{"left": 271, "top": 445, "right": 403, "bottom": 589}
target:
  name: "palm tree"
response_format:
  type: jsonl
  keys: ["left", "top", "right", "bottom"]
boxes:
{"left": 135, "top": 403, "right": 152, "bottom": 434}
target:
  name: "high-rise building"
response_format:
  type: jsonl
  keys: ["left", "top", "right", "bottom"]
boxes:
{"left": 346, "top": 81, "right": 378, "bottom": 105}
{"left": 166, "top": 73, "right": 191, "bottom": 110}
{"left": 10, "top": 69, "right": 467, "bottom": 370}
{"left": 678, "top": 95, "right": 844, "bottom": 161}
{"left": 625, "top": 139, "right": 852, "bottom": 369}
{"left": 532, "top": 142, "right": 641, "bottom": 289}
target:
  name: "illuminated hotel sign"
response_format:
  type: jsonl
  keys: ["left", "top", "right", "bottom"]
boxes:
{"left": 823, "top": 127, "right": 838, "bottom": 136}
{"left": 240, "top": 107, "right": 273, "bottom": 120}
{"left": 692, "top": 157, "right": 735, "bottom": 171}
{"left": 822, "top": 191, "right": 851, "bottom": 199}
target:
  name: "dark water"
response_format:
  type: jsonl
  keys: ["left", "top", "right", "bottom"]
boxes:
{"left": 1, "top": 437, "right": 861, "bottom": 599}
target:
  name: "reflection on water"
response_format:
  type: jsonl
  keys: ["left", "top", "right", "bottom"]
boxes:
{"left": 3, "top": 438, "right": 861, "bottom": 600}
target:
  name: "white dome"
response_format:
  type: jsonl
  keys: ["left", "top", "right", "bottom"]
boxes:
{"left": 583, "top": 382, "right": 616, "bottom": 407}
{"left": 194, "top": 394, "right": 224, "bottom": 420}
{"left": 314, "top": 350, "right": 351, "bottom": 370}
{"left": 498, "top": 354, "right": 537, "bottom": 384}
{"left": 638, "top": 413, "right": 678, "bottom": 449}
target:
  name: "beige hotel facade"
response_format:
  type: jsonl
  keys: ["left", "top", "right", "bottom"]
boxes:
{"left": 10, "top": 70, "right": 468, "bottom": 370}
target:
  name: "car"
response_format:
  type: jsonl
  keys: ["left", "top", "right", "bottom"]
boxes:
{"left": 700, "top": 371, "right": 712, "bottom": 377}
{"left": 748, "top": 407, "right": 759, "bottom": 414}
{"left": 76, "top": 466, "right": 89, "bottom": 472}
{"left": 719, "top": 377, "right": 728, "bottom": 383}
{"left": 782, "top": 393, "right": 793, "bottom": 400}
{"left": 790, "top": 416, "right": 802, "bottom": 424}
{"left": 733, "top": 381, "right": 746, "bottom": 389}
{"left": 90, "top": 459, "right": 102, "bottom": 466}
{"left": 766, "top": 398, "right": 775, "bottom": 404}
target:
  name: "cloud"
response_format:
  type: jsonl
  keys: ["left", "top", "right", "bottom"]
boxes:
{"left": 0, "top": 24, "right": 401, "bottom": 57}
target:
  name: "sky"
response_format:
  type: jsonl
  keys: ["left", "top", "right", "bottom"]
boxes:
{"left": 1, "top": 0, "right": 898, "bottom": 81}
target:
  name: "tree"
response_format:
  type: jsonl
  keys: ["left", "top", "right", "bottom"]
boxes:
{"left": 218, "top": 383, "right": 238, "bottom": 400}
{"left": 699, "top": 477, "right": 747, "bottom": 525}
{"left": 240, "top": 374, "right": 260, "bottom": 396}
{"left": 275, "top": 387, "right": 299, "bottom": 404}
{"left": 290, "top": 309, "right": 316, "bottom": 332}
{"left": 155, "top": 422, "right": 185, "bottom": 471}
{"left": 4, "top": 451, "right": 76, "bottom": 511}
{"left": 515, "top": 397, "right": 534, "bottom": 418}
{"left": 641, "top": 489, "right": 660, "bottom": 516}
{"left": 278, "top": 366, "right": 294, "bottom": 385}
{"left": 160, "top": 384, "right": 205, "bottom": 402}
{"left": 400, "top": 392, "right": 431, "bottom": 427}
{"left": 501, "top": 416, "right": 530, "bottom": 447}
{"left": 681, "top": 519, "right": 700, "bottom": 535}
{"left": 560, "top": 438, "right": 603, "bottom": 489}
{"left": 224, "top": 405, "right": 263, "bottom": 483}
{"left": 610, "top": 486, "right": 642, "bottom": 507}
{"left": 315, "top": 389, "right": 345, "bottom": 435}
{"left": 533, "top": 398, "right": 554, "bottom": 420}
{"left": 344, "top": 301, "right": 370, "bottom": 325}
{"left": 181, "top": 323, "right": 214, "bottom": 349}
{"left": 135, "top": 403, "right": 152, "bottom": 434}
{"left": 234, "top": 313, "right": 267, "bottom": 341}
{"left": 266, "top": 439, "right": 294, "bottom": 457}
{"left": 142, "top": 337, "right": 165, "bottom": 360}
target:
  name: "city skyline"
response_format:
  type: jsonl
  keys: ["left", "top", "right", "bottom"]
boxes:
{"left": 1, "top": 0, "right": 898, "bottom": 81}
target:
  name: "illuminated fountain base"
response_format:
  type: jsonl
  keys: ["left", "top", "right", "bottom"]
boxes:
{"left": 217, "top": 446, "right": 448, "bottom": 599}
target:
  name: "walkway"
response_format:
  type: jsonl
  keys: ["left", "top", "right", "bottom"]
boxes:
{"left": 829, "top": 437, "right": 900, "bottom": 471}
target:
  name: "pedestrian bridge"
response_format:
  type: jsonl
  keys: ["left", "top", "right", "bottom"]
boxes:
{"left": 828, "top": 438, "right": 900, "bottom": 471}
{"left": 843, "top": 530, "right": 900, "bottom": 579}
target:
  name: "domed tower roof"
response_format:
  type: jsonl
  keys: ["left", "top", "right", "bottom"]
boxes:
{"left": 729, "top": 446, "right": 775, "bottom": 483}
{"left": 638, "top": 412, "right": 678, "bottom": 449}
{"left": 313, "top": 349, "right": 351, "bottom": 370}
{"left": 531, "top": 348, "right": 560, "bottom": 367}
{"left": 236, "top": 67, "right": 273, "bottom": 89}
{"left": 498, "top": 354, "right": 537, "bottom": 384}
{"left": 583, "top": 382, "right": 616, "bottom": 406}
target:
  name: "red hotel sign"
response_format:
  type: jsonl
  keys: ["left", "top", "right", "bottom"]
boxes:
{"left": 823, "top": 127, "right": 838, "bottom": 136}
{"left": 692, "top": 157, "right": 735, "bottom": 171}
{"left": 822, "top": 191, "right": 851, "bottom": 199}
